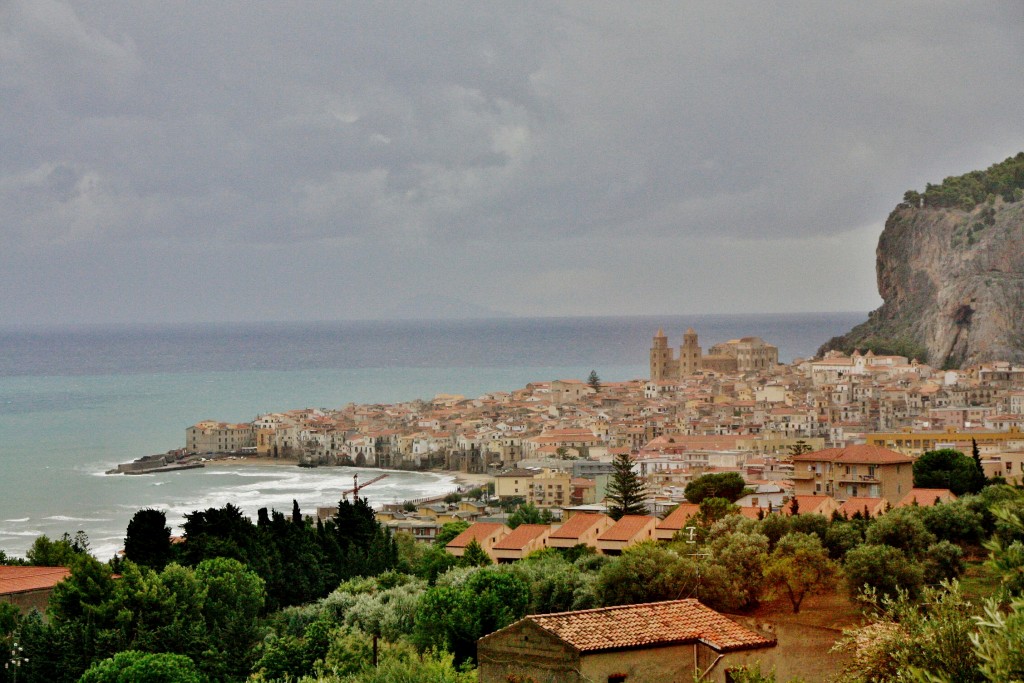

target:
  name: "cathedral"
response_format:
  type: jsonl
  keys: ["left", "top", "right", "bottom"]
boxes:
{"left": 650, "top": 328, "right": 779, "bottom": 380}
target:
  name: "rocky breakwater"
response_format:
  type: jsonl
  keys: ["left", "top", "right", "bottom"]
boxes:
{"left": 107, "top": 450, "right": 205, "bottom": 475}
{"left": 821, "top": 154, "right": 1024, "bottom": 368}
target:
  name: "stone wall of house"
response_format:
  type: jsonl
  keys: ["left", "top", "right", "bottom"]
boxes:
{"left": 0, "top": 588, "right": 53, "bottom": 616}
{"left": 477, "top": 621, "right": 582, "bottom": 683}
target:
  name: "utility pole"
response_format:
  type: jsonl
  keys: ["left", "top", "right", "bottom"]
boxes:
{"left": 6, "top": 638, "right": 28, "bottom": 683}
{"left": 676, "top": 525, "right": 711, "bottom": 600}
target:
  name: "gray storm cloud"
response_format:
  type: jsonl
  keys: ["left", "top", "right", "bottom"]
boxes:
{"left": 1, "top": 1, "right": 1023, "bottom": 323}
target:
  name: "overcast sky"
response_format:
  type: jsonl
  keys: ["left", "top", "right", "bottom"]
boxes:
{"left": 2, "top": 1, "right": 1023, "bottom": 325}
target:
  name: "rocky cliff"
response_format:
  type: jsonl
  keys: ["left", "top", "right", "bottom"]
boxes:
{"left": 821, "top": 157, "right": 1024, "bottom": 368}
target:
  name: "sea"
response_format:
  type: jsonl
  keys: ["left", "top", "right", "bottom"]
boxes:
{"left": 0, "top": 313, "right": 863, "bottom": 560}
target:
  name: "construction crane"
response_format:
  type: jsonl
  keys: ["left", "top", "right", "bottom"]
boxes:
{"left": 340, "top": 472, "right": 389, "bottom": 500}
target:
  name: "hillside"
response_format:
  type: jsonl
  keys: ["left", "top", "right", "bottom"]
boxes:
{"left": 821, "top": 153, "right": 1024, "bottom": 368}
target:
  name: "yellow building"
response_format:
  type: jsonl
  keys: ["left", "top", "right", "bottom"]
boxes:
{"left": 495, "top": 468, "right": 571, "bottom": 509}
{"left": 791, "top": 445, "right": 913, "bottom": 505}
{"left": 865, "top": 427, "right": 1024, "bottom": 456}
{"left": 528, "top": 469, "right": 571, "bottom": 509}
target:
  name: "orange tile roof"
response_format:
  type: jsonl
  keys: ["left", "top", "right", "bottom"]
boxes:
{"left": 657, "top": 504, "right": 700, "bottom": 531}
{"left": 838, "top": 497, "right": 887, "bottom": 518}
{"left": 523, "top": 599, "right": 775, "bottom": 653}
{"left": 791, "top": 444, "right": 913, "bottom": 465}
{"left": 446, "top": 522, "right": 507, "bottom": 549}
{"left": 896, "top": 488, "right": 957, "bottom": 508}
{"left": 493, "top": 524, "right": 551, "bottom": 550}
{"left": 598, "top": 515, "right": 656, "bottom": 542}
{"left": 549, "top": 513, "right": 610, "bottom": 540}
{"left": 0, "top": 566, "right": 70, "bottom": 595}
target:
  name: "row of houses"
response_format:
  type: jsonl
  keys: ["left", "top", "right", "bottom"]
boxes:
{"left": 445, "top": 479, "right": 957, "bottom": 566}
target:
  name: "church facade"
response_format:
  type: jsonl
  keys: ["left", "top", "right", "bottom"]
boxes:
{"left": 650, "top": 328, "right": 779, "bottom": 380}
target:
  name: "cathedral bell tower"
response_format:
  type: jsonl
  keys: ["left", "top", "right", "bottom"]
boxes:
{"left": 679, "top": 327, "right": 702, "bottom": 375}
{"left": 650, "top": 328, "right": 671, "bottom": 380}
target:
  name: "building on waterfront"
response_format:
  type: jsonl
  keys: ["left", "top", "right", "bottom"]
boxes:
{"left": 186, "top": 420, "right": 255, "bottom": 454}
{"left": 650, "top": 328, "right": 778, "bottom": 380}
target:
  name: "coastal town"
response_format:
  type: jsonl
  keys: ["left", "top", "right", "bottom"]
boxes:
{"left": 178, "top": 327, "right": 1024, "bottom": 541}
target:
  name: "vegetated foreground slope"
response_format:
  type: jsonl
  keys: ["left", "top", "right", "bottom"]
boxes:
{"left": 821, "top": 153, "right": 1024, "bottom": 368}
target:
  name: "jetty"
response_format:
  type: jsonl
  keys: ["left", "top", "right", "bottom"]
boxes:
{"left": 107, "top": 450, "right": 205, "bottom": 475}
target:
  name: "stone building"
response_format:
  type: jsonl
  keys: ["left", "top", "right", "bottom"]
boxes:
{"left": 186, "top": 420, "right": 255, "bottom": 454}
{"left": 477, "top": 599, "right": 776, "bottom": 683}
{"left": 650, "top": 328, "right": 778, "bottom": 380}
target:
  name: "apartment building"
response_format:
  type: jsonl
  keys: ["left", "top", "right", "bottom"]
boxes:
{"left": 791, "top": 444, "right": 913, "bottom": 504}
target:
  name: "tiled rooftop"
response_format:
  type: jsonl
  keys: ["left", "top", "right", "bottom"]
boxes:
{"left": 838, "top": 497, "right": 886, "bottom": 517}
{"left": 493, "top": 524, "right": 550, "bottom": 550}
{"left": 446, "top": 522, "right": 507, "bottom": 548}
{"left": 791, "top": 444, "right": 913, "bottom": 464}
{"left": 549, "top": 513, "right": 608, "bottom": 539}
{"left": 897, "top": 488, "right": 956, "bottom": 507}
{"left": 526, "top": 599, "right": 775, "bottom": 653}
{"left": 656, "top": 504, "right": 700, "bottom": 531}
{"left": 0, "top": 566, "right": 70, "bottom": 595}
{"left": 598, "top": 515, "right": 655, "bottom": 542}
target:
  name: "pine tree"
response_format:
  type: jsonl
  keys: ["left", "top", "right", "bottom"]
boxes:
{"left": 587, "top": 370, "right": 601, "bottom": 392}
{"left": 606, "top": 453, "right": 648, "bottom": 520}
{"left": 460, "top": 539, "right": 492, "bottom": 566}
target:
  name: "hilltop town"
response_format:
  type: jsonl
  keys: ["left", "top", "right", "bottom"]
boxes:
{"left": 182, "top": 327, "right": 1024, "bottom": 523}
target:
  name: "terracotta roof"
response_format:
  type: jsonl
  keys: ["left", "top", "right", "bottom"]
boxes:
{"left": 838, "top": 497, "right": 887, "bottom": 518}
{"left": 549, "top": 513, "right": 610, "bottom": 540}
{"left": 493, "top": 524, "right": 550, "bottom": 550}
{"left": 657, "top": 504, "right": 700, "bottom": 531}
{"left": 446, "top": 522, "right": 507, "bottom": 549}
{"left": 896, "top": 488, "right": 957, "bottom": 508}
{"left": 523, "top": 599, "right": 775, "bottom": 653}
{"left": 0, "top": 566, "right": 70, "bottom": 595}
{"left": 598, "top": 515, "right": 656, "bottom": 542}
{"left": 791, "top": 444, "right": 913, "bottom": 465}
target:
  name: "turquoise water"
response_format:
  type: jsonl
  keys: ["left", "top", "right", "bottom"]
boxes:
{"left": 0, "top": 364, "right": 641, "bottom": 559}
{"left": 0, "top": 314, "right": 864, "bottom": 559}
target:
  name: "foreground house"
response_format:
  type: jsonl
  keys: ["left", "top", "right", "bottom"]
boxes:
{"left": 0, "top": 565, "right": 70, "bottom": 615}
{"left": 477, "top": 599, "right": 776, "bottom": 683}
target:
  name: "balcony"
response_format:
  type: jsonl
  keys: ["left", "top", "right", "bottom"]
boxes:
{"left": 837, "top": 473, "right": 879, "bottom": 484}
